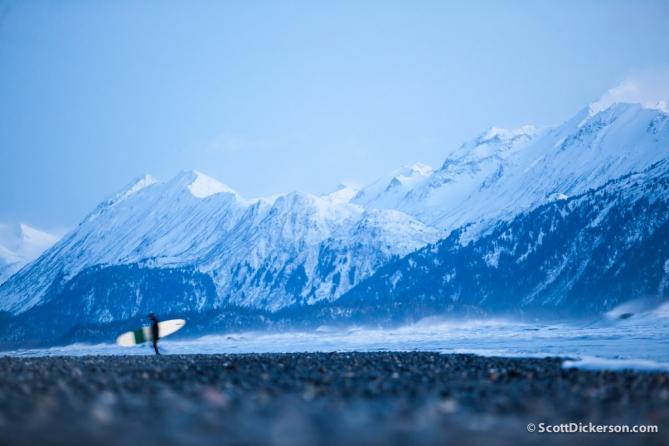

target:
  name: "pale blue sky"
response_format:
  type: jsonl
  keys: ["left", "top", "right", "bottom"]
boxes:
{"left": 1, "top": 0, "right": 668, "bottom": 234}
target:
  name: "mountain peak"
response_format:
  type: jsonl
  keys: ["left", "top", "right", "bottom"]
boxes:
{"left": 185, "top": 170, "right": 238, "bottom": 199}
{"left": 349, "top": 163, "right": 434, "bottom": 209}
{"left": 653, "top": 100, "right": 669, "bottom": 113}
{"left": 408, "top": 163, "right": 434, "bottom": 176}
{"left": 17, "top": 224, "right": 59, "bottom": 244}
{"left": 478, "top": 125, "right": 538, "bottom": 144}
{"left": 121, "top": 173, "right": 158, "bottom": 196}
{"left": 578, "top": 101, "right": 647, "bottom": 128}
{"left": 587, "top": 79, "right": 669, "bottom": 120}
{"left": 0, "top": 223, "right": 60, "bottom": 285}
{"left": 90, "top": 174, "right": 158, "bottom": 216}
{"left": 442, "top": 125, "right": 542, "bottom": 168}
{"left": 320, "top": 184, "right": 359, "bottom": 204}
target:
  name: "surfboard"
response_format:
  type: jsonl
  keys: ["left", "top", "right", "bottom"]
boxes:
{"left": 115, "top": 319, "right": 186, "bottom": 346}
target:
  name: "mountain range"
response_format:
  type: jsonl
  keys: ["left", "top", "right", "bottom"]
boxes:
{"left": 333, "top": 160, "right": 669, "bottom": 321}
{"left": 0, "top": 98, "right": 667, "bottom": 345}
{"left": 353, "top": 102, "right": 668, "bottom": 233}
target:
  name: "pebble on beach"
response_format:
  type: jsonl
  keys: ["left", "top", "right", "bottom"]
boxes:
{"left": 0, "top": 352, "right": 667, "bottom": 445}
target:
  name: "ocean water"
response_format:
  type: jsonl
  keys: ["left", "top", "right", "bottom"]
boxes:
{"left": 5, "top": 302, "right": 669, "bottom": 372}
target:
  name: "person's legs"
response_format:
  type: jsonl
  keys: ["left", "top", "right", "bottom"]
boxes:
{"left": 153, "top": 339, "right": 160, "bottom": 355}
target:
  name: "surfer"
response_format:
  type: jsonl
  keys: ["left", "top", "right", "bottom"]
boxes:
{"left": 149, "top": 313, "right": 160, "bottom": 355}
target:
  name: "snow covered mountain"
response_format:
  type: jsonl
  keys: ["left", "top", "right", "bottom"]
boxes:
{"left": 350, "top": 163, "right": 434, "bottom": 209}
{"left": 358, "top": 102, "right": 669, "bottom": 234}
{"left": 0, "top": 170, "right": 440, "bottom": 330}
{"left": 0, "top": 95, "right": 667, "bottom": 343}
{"left": 0, "top": 224, "right": 59, "bottom": 285}
{"left": 334, "top": 160, "right": 669, "bottom": 318}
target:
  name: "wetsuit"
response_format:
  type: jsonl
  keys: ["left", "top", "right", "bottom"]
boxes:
{"left": 150, "top": 316, "right": 160, "bottom": 355}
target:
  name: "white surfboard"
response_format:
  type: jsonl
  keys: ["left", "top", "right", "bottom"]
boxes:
{"left": 116, "top": 319, "right": 186, "bottom": 346}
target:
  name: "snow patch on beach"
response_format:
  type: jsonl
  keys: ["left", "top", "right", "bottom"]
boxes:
{"left": 563, "top": 357, "right": 669, "bottom": 372}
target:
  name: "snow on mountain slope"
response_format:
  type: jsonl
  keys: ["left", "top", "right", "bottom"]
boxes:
{"left": 358, "top": 102, "right": 669, "bottom": 234}
{"left": 337, "top": 160, "right": 669, "bottom": 317}
{"left": 0, "top": 224, "right": 59, "bottom": 285}
{"left": 0, "top": 170, "right": 440, "bottom": 317}
{"left": 455, "top": 102, "right": 669, "bottom": 231}
{"left": 350, "top": 163, "right": 434, "bottom": 210}
{"left": 85, "top": 174, "right": 158, "bottom": 223}
{"left": 396, "top": 126, "right": 545, "bottom": 227}
{"left": 204, "top": 191, "right": 440, "bottom": 311}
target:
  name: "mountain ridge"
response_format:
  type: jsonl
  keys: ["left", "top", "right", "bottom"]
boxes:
{"left": 0, "top": 169, "right": 441, "bottom": 319}
{"left": 356, "top": 103, "right": 668, "bottom": 235}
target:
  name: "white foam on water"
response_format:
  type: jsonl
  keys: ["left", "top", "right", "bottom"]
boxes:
{"left": 4, "top": 317, "right": 669, "bottom": 372}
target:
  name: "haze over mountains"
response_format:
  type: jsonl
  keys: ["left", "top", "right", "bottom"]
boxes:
{"left": 0, "top": 96, "right": 668, "bottom": 344}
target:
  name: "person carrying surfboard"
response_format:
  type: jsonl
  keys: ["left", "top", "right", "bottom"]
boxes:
{"left": 115, "top": 318, "right": 185, "bottom": 349}
{"left": 149, "top": 313, "right": 160, "bottom": 355}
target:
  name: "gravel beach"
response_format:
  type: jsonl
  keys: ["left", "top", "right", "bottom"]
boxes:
{"left": 0, "top": 352, "right": 667, "bottom": 445}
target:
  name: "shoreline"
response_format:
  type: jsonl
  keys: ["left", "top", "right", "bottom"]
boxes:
{"left": 4, "top": 341, "right": 669, "bottom": 374}
{"left": 1, "top": 352, "right": 667, "bottom": 445}
{"left": 6, "top": 347, "right": 669, "bottom": 374}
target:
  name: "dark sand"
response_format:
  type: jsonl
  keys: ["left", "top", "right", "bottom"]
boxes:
{"left": 0, "top": 352, "right": 667, "bottom": 445}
